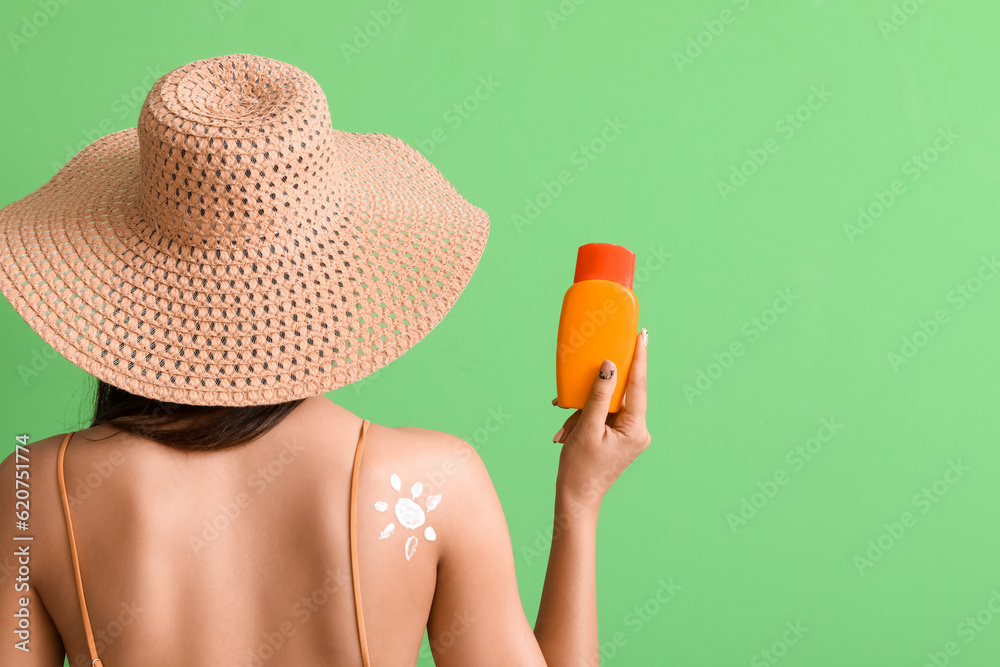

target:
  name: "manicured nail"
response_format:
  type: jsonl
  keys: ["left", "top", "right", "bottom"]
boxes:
{"left": 553, "top": 427, "right": 565, "bottom": 442}
{"left": 598, "top": 359, "right": 615, "bottom": 380}
{"left": 640, "top": 328, "right": 648, "bottom": 347}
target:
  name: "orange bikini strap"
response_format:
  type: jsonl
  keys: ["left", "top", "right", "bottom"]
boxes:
{"left": 57, "top": 432, "right": 104, "bottom": 667}
{"left": 349, "top": 419, "right": 372, "bottom": 667}
{"left": 56, "top": 425, "right": 370, "bottom": 667}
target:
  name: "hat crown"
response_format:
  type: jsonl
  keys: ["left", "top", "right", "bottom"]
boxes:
{"left": 135, "top": 54, "right": 338, "bottom": 256}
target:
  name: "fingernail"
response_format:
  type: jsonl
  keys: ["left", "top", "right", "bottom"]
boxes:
{"left": 598, "top": 359, "right": 615, "bottom": 380}
{"left": 640, "top": 328, "right": 648, "bottom": 347}
{"left": 553, "top": 427, "right": 565, "bottom": 442}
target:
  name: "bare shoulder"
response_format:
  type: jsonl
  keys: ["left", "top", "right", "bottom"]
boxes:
{"left": 362, "top": 424, "right": 497, "bottom": 534}
{"left": 0, "top": 431, "right": 73, "bottom": 485}
{"left": 380, "top": 425, "right": 490, "bottom": 481}
{"left": 0, "top": 428, "right": 119, "bottom": 497}
{"left": 0, "top": 433, "right": 59, "bottom": 515}
{"left": 0, "top": 434, "right": 67, "bottom": 667}
{"left": 388, "top": 425, "right": 468, "bottom": 453}
{"left": 1, "top": 431, "right": 63, "bottom": 461}
{"left": 0, "top": 431, "right": 94, "bottom": 578}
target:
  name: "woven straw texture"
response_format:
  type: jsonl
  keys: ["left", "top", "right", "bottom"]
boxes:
{"left": 0, "top": 54, "right": 490, "bottom": 406}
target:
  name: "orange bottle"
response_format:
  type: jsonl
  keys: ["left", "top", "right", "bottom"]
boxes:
{"left": 556, "top": 242, "right": 638, "bottom": 413}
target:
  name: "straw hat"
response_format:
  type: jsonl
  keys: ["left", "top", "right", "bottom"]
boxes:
{"left": 0, "top": 54, "right": 490, "bottom": 407}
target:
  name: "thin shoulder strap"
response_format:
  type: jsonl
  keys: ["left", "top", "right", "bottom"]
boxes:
{"left": 56, "top": 432, "right": 104, "bottom": 667}
{"left": 349, "top": 418, "right": 372, "bottom": 667}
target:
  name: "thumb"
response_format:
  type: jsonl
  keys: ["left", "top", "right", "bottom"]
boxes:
{"left": 577, "top": 359, "right": 617, "bottom": 434}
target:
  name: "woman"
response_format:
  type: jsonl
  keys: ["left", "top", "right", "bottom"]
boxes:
{"left": 0, "top": 54, "right": 651, "bottom": 666}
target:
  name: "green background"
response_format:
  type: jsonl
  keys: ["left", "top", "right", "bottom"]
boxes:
{"left": 2, "top": 0, "right": 999, "bottom": 664}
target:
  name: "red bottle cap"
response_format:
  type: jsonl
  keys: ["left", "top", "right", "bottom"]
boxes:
{"left": 573, "top": 243, "right": 636, "bottom": 290}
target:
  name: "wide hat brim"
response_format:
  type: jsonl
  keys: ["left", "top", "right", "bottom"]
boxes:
{"left": 0, "top": 124, "right": 489, "bottom": 407}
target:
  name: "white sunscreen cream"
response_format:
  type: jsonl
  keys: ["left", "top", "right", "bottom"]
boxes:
{"left": 375, "top": 473, "right": 442, "bottom": 560}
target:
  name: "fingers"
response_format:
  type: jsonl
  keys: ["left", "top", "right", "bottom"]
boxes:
{"left": 553, "top": 410, "right": 582, "bottom": 443}
{"left": 551, "top": 328, "right": 646, "bottom": 440}
{"left": 576, "top": 359, "right": 618, "bottom": 435}
{"left": 619, "top": 328, "right": 648, "bottom": 423}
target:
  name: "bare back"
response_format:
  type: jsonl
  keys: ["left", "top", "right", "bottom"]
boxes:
{"left": 14, "top": 396, "right": 465, "bottom": 666}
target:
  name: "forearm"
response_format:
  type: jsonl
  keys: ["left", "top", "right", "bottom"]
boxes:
{"left": 533, "top": 485, "right": 600, "bottom": 666}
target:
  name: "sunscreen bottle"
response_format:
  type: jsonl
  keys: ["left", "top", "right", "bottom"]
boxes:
{"left": 556, "top": 242, "right": 638, "bottom": 413}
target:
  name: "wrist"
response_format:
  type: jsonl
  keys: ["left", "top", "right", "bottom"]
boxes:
{"left": 555, "top": 453, "right": 610, "bottom": 511}
{"left": 550, "top": 488, "right": 601, "bottom": 542}
{"left": 554, "top": 470, "right": 603, "bottom": 522}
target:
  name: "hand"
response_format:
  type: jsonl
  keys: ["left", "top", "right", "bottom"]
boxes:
{"left": 550, "top": 328, "right": 651, "bottom": 509}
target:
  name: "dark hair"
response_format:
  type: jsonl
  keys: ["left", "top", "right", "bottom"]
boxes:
{"left": 89, "top": 379, "right": 306, "bottom": 452}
